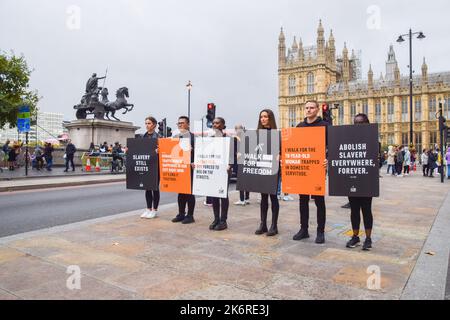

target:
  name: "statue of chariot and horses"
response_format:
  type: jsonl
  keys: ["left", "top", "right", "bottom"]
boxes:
{"left": 74, "top": 72, "right": 134, "bottom": 121}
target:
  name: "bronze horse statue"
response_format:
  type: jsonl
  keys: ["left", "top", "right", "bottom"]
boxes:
{"left": 101, "top": 87, "right": 134, "bottom": 121}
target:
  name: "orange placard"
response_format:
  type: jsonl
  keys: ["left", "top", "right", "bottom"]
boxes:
{"left": 159, "top": 138, "right": 192, "bottom": 194}
{"left": 281, "top": 127, "right": 326, "bottom": 196}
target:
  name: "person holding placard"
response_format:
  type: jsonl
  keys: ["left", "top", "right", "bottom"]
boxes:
{"left": 140, "top": 116, "right": 161, "bottom": 219}
{"left": 209, "top": 117, "right": 231, "bottom": 231}
{"left": 294, "top": 100, "right": 329, "bottom": 244}
{"left": 254, "top": 109, "right": 280, "bottom": 236}
{"left": 345, "top": 113, "right": 374, "bottom": 251}
{"left": 171, "top": 116, "right": 196, "bottom": 224}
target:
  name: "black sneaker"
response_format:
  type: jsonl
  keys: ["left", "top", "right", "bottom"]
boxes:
{"left": 362, "top": 238, "right": 372, "bottom": 251}
{"left": 293, "top": 229, "right": 309, "bottom": 241}
{"left": 341, "top": 202, "right": 351, "bottom": 209}
{"left": 171, "top": 213, "right": 185, "bottom": 223}
{"left": 181, "top": 215, "right": 195, "bottom": 224}
{"left": 214, "top": 221, "right": 228, "bottom": 231}
{"left": 346, "top": 236, "right": 361, "bottom": 248}
{"left": 209, "top": 220, "right": 219, "bottom": 230}
{"left": 315, "top": 232, "right": 325, "bottom": 244}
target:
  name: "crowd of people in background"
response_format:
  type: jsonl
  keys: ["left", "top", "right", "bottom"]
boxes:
{"left": 383, "top": 143, "right": 449, "bottom": 179}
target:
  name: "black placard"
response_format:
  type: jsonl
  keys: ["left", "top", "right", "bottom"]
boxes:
{"left": 236, "top": 129, "right": 280, "bottom": 195}
{"left": 328, "top": 124, "right": 380, "bottom": 197}
{"left": 126, "top": 138, "right": 159, "bottom": 190}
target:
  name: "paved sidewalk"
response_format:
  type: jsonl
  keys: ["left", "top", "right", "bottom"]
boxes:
{"left": 0, "top": 174, "right": 125, "bottom": 192}
{"left": 0, "top": 166, "right": 115, "bottom": 181}
{"left": 0, "top": 172, "right": 449, "bottom": 300}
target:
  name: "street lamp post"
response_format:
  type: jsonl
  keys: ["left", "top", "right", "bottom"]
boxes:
{"left": 397, "top": 29, "right": 426, "bottom": 147}
{"left": 186, "top": 80, "right": 192, "bottom": 120}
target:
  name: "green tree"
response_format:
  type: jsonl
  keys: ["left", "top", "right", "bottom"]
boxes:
{"left": 0, "top": 51, "right": 39, "bottom": 129}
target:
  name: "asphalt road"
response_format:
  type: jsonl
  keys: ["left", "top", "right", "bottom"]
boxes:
{"left": 0, "top": 182, "right": 179, "bottom": 238}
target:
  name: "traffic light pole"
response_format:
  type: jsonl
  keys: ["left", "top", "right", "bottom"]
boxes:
{"left": 25, "top": 132, "right": 29, "bottom": 176}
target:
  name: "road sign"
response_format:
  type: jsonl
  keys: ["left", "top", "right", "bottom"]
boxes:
{"left": 17, "top": 105, "right": 31, "bottom": 133}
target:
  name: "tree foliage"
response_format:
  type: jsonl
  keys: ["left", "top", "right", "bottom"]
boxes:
{"left": 0, "top": 51, "right": 39, "bottom": 128}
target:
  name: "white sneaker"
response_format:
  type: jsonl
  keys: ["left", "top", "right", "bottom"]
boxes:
{"left": 234, "top": 200, "right": 246, "bottom": 206}
{"left": 283, "top": 195, "right": 294, "bottom": 201}
{"left": 140, "top": 209, "right": 151, "bottom": 218}
{"left": 147, "top": 210, "right": 157, "bottom": 219}
{"left": 397, "top": 174, "right": 403, "bottom": 177}
{"left": 244, "top": 200, "right": 250, "bottom": 205}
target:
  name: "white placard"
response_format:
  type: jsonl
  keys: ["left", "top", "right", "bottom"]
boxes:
{"left": 192, "top": 137, "right": 230, "bottom": 198}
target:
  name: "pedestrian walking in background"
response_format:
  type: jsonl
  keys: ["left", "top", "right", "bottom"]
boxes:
{"left": 386, "top": 145, "right": 395, "bottom": 176}
{"left": 64, "top": 139, "right": 77, "bottom": 172}
{"left": 44, "top": 142, "right": 54, "bottom": 171}
{"left": 403, "top": 146, "right": 411, "bottom": 175}
{"left": 421, "top": 149, "right": 429, "bottom": 177}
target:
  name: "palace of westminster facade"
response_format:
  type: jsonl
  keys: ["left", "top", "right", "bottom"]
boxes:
{"left": 278, "top": 20, "right": 450, "bottom": 151}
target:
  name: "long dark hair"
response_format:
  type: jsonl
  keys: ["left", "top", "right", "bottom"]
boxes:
{"left": 257, "top": 109, "right": 277, "bottom": 129}
{"left": 354, "top": 113, "right": 370, "bottom": 124}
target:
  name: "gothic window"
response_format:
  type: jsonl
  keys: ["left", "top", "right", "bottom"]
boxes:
{"left": 387, "top": 99, "right": 394, "bottom": 122}
{"left": 288, "top": 76, "right": 296, "bottom": 96}
{"left": 428, "top": 95, "right": 437, "bottom": 120}
{"left": 350, "top": 102, "right": 356, "bottom": 118}
{"left": 402, "top": 97, "right": 408, "bottom": 122}
{"left": 288, "top": 106, "right": 297, "bottom": 127}
{"left": 375, "top": 101, "right": 381, "bottom": 123}
{"left": 362, "top": 100, "right": 368, "bottom": 115}
{"left": 307, "top": 72, "right": 314, "bottom": 94}
{"left": 414, "top": 97, "right": 422, "bottom": 121}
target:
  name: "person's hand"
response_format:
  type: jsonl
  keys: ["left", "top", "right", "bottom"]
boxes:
{"left": 191, "top": 163, "right": 196, "bottom": 169}
{"left": 323, "top": 159, "right": 328, "bottom": 169}
{"left": 155, "top": 148, "right": 159, "bottom": 154}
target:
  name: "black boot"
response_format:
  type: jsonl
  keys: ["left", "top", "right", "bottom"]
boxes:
{"left": 209, "top": 209, "right": 220, "bottom": 230}
{"left": 255, "top": 205, "right": 268, "bottom": 235}
{"left": 266, "top": 210, "right": 279, "bottom": 236}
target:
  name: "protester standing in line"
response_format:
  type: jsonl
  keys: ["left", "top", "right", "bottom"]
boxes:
{"left": 293, "top": 100, "right": 329, "bottom": 244}
{"left": 233, "top": 124, "right": 251, "bottom": 206}
{"left": 254, "top": 109, "right": 281, "bottom": 236}
{"left": 140, "top": 116, "right": 161, "bottom": 219}
{"left": 208, "top": 117, "right": 231, "bottom": 231}
{"left": 171, "top": 116, "right": 197, "bottom": 224}
{"left": 345, "top": 113, "right": 374, "bottom": 251}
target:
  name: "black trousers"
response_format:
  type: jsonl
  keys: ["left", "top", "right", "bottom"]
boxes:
{"left": 423, "top": 164, "right": 429, "bottom": 176}
{"left": 212, "top": 196, "right": 229, "bottom": 222}
{"left": 260, "top": 193, "right": 279, "bottom": 225}
{"left": 403, "top": 165, "right": 410, "bottom": 174}
{"left": 145, "top": 190, "right": 160, "bottom": 210}
{"left": 65, "top": 155, "right": 75, "bottom": 170}
{"left": 348, "top": 197, "right": 373, "bottom": 231}
{"left": 178, "top": 193, "right": 195, "bottom": 216}
{"left": 239, "top": 191, "right": 250, "bottom": 202}
{"left": 299, "top": 195, "right": 326, "bottom": 233}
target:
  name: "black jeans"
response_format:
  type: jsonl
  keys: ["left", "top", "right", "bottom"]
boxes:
{"left": 348, "top": 197, "right": 373, "bottom": 231}
{"left": 260, "top": 193, "right": 279, "bottom": 225}
{"left": 299, "top": 195, "right": 326, "bottom": 233}
{"left": 239, "top": 191, "right": 250, "bottom": 202}
{"left": 403, "top": 165, "right": 410, "bottom": 174}
{"left": 145, "top": 190, "right": 160, "bottom": 210}
{"left": 178, "top": 193, "right": 195, "bottom": 216}
{"left": 423, "top": 164, "right": 429, "bottom": 176}
{"left": 65, "top": 155, "right": 75, "bottom": 171}
{"left": 212, "top": 196, "right": 229, "bottom": 222}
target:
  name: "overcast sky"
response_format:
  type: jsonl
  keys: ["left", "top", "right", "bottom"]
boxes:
{"left": 1, "top": 0, "right": 449, "bottom": 133}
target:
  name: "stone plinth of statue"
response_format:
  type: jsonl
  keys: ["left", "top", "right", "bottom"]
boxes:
{"left": 65, "top": 119, "right": 140, "bottom": 149}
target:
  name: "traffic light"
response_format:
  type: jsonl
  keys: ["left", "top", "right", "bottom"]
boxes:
{"left": 166, "top": 126, "right": 172, "bottom": 137}
{"left": 206, "top": 103, "right": 216, "bottom": 128}
{"left": 158, "top": 118, "right": 166, "bottom": 137}
{"left": 322, "top": 103, "right": 332, "bottom": 125}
